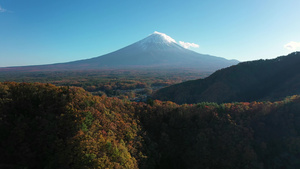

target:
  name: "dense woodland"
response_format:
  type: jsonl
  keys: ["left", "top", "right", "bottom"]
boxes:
{"left": 1, "top": 82, "right": 300, "bottom": 168}
{"left": 154, "top": 52, "right": 300, "bottom": 104}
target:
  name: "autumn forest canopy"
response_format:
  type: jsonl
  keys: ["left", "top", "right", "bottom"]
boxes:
{"left": 1, "top": 82, "right": 300, "bottom": 169}
{"left": 1, "top": 0, "right": 300, "bottom": 167}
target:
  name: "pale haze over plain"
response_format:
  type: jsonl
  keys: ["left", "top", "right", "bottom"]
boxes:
{"left": 0, "top": 0, "right": 300, "bottom": 67}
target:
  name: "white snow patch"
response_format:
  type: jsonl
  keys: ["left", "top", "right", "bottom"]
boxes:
{"left": 152, "top": 31, "right": 176, "bottom": 43}
{"left": 179, "top": 41, "right": 199, "bottom": 49}
{"left": 136, "top": 31, "right": 185, "bottom": 51}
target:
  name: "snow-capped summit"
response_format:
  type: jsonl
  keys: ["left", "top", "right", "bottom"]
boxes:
{"left": 136, "top": 31, "right": 183, "bottom": 50}
{"left": 0, "top": 32, "right": 239, "bottom": 72}
{"left": 151, "top": 31, "right": 176, "bottom": 43}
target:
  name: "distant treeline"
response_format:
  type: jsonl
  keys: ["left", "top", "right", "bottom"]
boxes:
{"left": 0, "top": 69, "right": 207, "bottom": 99}
{"left": 1, "top": 82, "right": 300, "bottom": 168}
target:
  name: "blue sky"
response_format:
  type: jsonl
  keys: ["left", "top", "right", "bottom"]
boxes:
{"left": 1, "top": 0, "right": 300, "bottom": 67}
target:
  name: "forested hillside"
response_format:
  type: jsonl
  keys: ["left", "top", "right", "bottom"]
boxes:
{"left": 154, "top": 52, "right": 300, "bottom": 104}
{"left": 0, "top": 82, "right": 147, "bottom": 168}
{"left": 1, "top": 82, "right": 300, "bottom": 168}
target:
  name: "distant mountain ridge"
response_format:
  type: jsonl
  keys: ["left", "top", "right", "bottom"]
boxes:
{"left": 0, "top": 32, "right": 238, "bottom": 72}
{"left": 154, "top": 52, "right": 300, "bottom": 104}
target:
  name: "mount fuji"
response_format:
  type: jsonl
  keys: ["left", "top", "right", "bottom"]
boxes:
{"left": 0, "top": 31, "right": 238, "bottom": 72}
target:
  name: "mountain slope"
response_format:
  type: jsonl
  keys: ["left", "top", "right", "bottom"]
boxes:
{"left": 154, "top": 52, "right": 300, "bottom": 104}
{"left": 0, "top": 32, "right": 238, "bottom": 72}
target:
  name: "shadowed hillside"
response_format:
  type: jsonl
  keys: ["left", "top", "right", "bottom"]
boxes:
{"left": 154, "top": 52, "right": 300, "bottom": 104}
